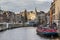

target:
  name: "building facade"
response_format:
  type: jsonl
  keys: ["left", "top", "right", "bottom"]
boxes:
{"left": 51, "top": 0, "right": 60, "bottom": 26}
{"left": 54, "top": 0, "right": 60, "bottom": 26}
{"left": 46, "top": 11, "right": 50, "bottom": 24}
{"left": 0, "top": 10, "right": 4, "bottom": 22}
{"left": 15, "top": 14, "right": 22, "bottom": 23}
{"left": 20, "top": 10, "right": 37, "bottom": 23}
{"left": 3, "top": 11, "right": 16, "bottom": 23}
{"left": 50, "top": 1, "right": 55, "bottom": 22}
{"left": 36, "top": 11, "right": 47, "bottom": 25}
{"left": 27, "top": 11, "right": 37, "bottom": 22}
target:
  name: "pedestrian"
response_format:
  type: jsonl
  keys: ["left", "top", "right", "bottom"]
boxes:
{"left": 52, "top": 22, "right": 57, "bottom": 29}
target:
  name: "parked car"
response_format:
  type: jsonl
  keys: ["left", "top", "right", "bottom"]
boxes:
{"left": 29, "top": 22, "right": 38, "bottom": 27}
{"left": 25, "top": 22, "right": 30, "bottom": 26}
{"left": 25, "top": 22, "right": 34, "bottom": 26}
{"left": 36, "top": 24, "right": 58, "bottom": 36}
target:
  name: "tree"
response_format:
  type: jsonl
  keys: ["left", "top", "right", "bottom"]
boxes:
{"left": 24, "top": 9, "right": 27, "bottom": 22}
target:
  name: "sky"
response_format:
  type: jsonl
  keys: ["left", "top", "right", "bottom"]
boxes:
{"left": 0, "top": 0, "right": 53, "bottom": 13}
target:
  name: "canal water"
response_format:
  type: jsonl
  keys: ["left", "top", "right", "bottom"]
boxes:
{"left": 0, "top": 27, "right": 59, "bottom": 40}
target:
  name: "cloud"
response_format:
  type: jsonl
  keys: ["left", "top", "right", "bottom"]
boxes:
{"left": 37, "top": 0, "right": 53, "bottom": 2}
{"left": 0, "top": 0, "right": 52, "bottom": 13}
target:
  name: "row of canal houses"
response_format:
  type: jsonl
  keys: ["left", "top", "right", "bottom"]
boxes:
{"left": 0, "top": 10, "right": 16, "bottom": 23}
{"left": 0, "top": 9, "right": 49, "bottom": 25}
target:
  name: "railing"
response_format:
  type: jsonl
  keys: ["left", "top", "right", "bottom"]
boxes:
{"left": 0, "top": 23, "right": 23, "bottom": 31}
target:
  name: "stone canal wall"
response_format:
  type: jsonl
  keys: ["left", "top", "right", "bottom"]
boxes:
{"left": 0, "top": 23, "right": 23, "bottom": 31}
{"left": 0, "top": 23, "right": 34, "bottom": 31}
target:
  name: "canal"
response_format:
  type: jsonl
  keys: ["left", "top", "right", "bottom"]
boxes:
{"left": 0, "top": 27, "right": 59, "bottom": 40}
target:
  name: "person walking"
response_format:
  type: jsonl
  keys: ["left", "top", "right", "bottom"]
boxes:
{"left": 52, "top": 22, "right": 57, "bottom": 30}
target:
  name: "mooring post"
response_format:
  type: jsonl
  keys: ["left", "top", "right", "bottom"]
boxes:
{"left": 6, "top": 23, "right": 8, "bottom": 28}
